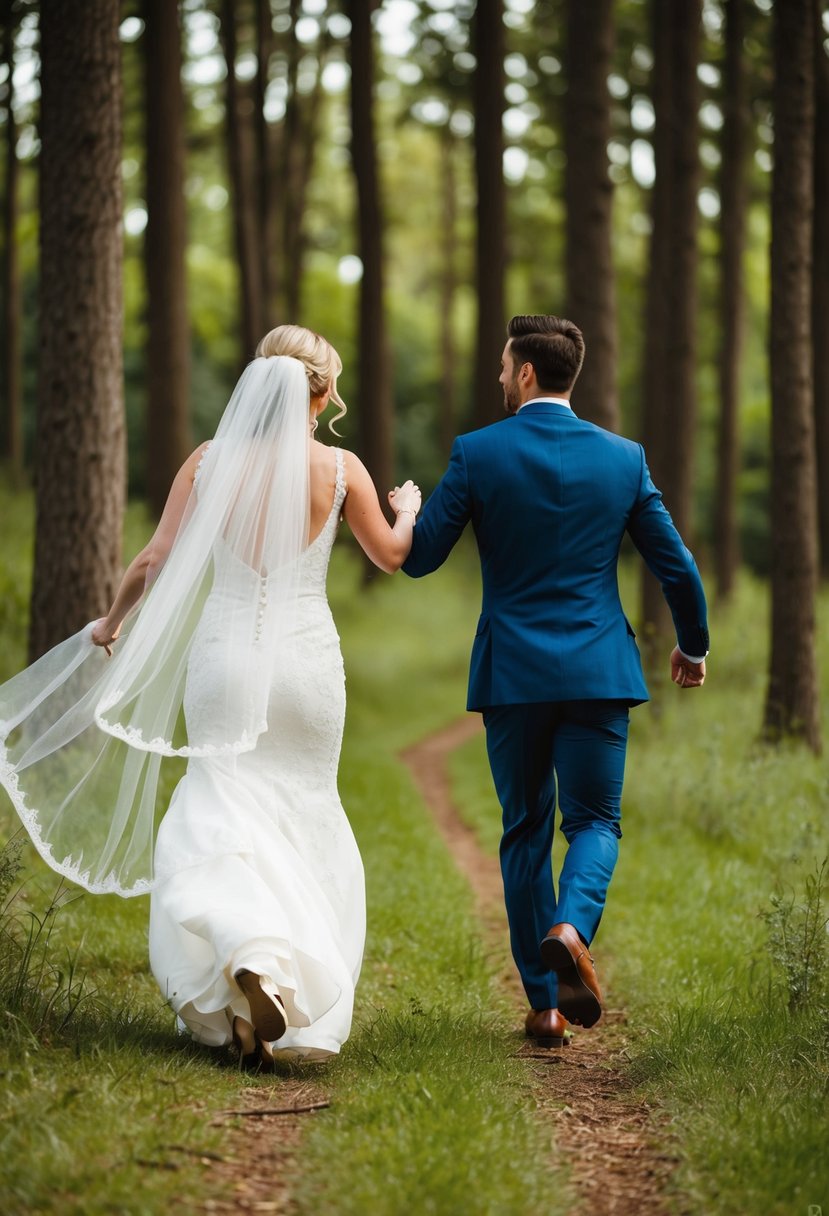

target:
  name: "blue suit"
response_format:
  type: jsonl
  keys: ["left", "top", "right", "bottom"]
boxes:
{"left": 403, "top": 400, "right": 708, "bottom": 1009}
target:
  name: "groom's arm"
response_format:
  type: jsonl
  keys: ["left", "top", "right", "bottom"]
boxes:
{"left": 626, "top": 446, "right": 709, "bottom": 660}
{"left": 402, "top": 437, "right": 472, "bottom": 578}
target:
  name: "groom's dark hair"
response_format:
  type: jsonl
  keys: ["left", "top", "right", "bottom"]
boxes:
{"left": 507, "top": 315, "right": 585, "bottom": 392}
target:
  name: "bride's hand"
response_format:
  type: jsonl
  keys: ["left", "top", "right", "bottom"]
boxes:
{"left": 388, "top": 480, "right": 421, "bottom": 520}
{"left": 91, "top": 619, "right": 121, "bottom": 658}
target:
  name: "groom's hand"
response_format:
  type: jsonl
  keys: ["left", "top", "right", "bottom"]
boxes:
{"left": 670, "top": 646, "right": 705, "bottom": 689}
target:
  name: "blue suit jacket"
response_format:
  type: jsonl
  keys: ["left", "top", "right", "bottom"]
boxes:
{"left": 402, "top": 401, "right": 709, "bottom": 711}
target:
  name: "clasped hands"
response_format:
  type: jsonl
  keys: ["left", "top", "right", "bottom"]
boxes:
{"left": 388, "top": 479, "right": 421, "bottom": 520}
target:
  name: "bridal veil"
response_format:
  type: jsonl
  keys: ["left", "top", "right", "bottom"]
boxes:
{"left": 0, "top": 356, "right": 311, "bottom": 896}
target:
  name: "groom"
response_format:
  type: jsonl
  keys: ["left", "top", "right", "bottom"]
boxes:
{"left": 403, "top": 314, "right": 708, "bottom": 1045}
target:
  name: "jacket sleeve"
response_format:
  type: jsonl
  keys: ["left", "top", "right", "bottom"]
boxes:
{"left": 402, "top": 437, "right": 472, "bottom": 578}
{"left": 626, "top": 445, "right": 710, "bottom": 658}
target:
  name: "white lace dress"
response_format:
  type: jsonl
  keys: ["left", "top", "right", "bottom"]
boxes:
{"left": 148, "top": 449, "right": 365, "bottom": 1060}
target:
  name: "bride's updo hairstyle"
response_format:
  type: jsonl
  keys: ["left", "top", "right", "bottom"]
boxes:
{"left": 256, "top": 324, "right": 347, "bottom": 435}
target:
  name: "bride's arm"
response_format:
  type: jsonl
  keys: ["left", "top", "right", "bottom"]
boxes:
{"left": 91, "top": 443, "right": 209, "bottom": 652}
{"left": 342, "top": 451, "right": 421, "bottom": 574}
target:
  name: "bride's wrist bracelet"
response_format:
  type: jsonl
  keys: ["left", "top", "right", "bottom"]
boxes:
{"left": 396, "top": 508, "right": 418, "bottom": 522}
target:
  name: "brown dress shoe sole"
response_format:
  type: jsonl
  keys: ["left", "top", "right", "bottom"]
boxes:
{"left": 540, "top": 937, "right": 602, "bottom": 1029}
{"left": 525, "top": 1029, "right": 571, "bottom": 1049}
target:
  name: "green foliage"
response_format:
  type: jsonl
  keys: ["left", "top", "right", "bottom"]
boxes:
{"left": 7, "top": 2, "right": 784, "bottom": 553}
{"left": 760, "top": 858, "right": 829, "bottom": 1014}
{"left": 0, "top": 839, "right": 91, "bottom": 1040}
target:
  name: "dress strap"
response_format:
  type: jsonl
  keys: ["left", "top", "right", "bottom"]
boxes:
{"left": 334, "top": 448, "right": 347, "bottom": 507}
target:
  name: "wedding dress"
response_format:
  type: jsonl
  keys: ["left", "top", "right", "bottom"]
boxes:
{"left": 0, "top": 358, "right": 365, "bottom": 1062}
{"left": 149, "top": 447, "right": 365, "bottom": 1059}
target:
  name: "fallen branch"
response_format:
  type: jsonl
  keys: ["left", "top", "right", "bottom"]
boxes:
{"left": 215, "top": 1100, "right": 330, "bottom": 1118}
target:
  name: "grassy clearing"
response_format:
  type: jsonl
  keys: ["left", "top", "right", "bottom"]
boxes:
{"left": 450, "top": 569, "right": 829, "bottom": 1216}
{"left": 0, "top": 490, "right": 568, "bottom": 1215}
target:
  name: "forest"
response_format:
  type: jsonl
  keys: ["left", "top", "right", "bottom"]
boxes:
{"left": 0, "top": 3, "right": 828, "bottom": 1214}
{"left": 1, "top": 0, "right": 827, "bottom": 745}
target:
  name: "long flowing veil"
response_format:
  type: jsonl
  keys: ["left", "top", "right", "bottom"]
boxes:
{"left": 0, "top": 356, "right": 311, "bottom": 896}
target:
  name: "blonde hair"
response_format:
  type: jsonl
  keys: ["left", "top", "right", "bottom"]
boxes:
{"left": 256, "top": 324, "right": 347, "bottom": 435}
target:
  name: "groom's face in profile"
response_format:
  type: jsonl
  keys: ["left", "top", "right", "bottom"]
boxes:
{"left": 499, "top": 342, "right": 522, "bottom": 415}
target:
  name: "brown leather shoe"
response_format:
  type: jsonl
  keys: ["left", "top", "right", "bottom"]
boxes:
{"left": 539, "top": 922, "right": 603, "bottom": 1028}
{"left": 525, "top": 1007, "right": 571, "bottom": 1048}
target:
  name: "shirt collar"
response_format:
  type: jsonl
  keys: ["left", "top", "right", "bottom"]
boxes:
{"left": 516, "top": 396, "right": 572, "bottom": 413}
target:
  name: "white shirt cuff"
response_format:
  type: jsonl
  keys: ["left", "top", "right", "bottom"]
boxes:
{"left": 678, "top": 648, "right": 708, "bottom": 664}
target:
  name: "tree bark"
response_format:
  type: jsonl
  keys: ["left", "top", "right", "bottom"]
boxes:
{"left": 219, "top": 0, "right": 264, "bottom": 362}
{"left": 714, "top": 0, "right": 749, "bottom": 600}
{"left": 283, "top": 12, "right": 328, "bottom": 322}
{"left": 639, "top": 0, "right": 701, "bottom": 653}
{"left": 563, "top": 0, "right": 619, "bottom": 432}
{"left": 764, "top": 0, "right": 821, "bottom": 753}
{"left": 143, "top": 0, "right": 191, "bottom": 518}
{"left": 282, "top": 0, "right": 303, "bottom": 320}
{"left": 255, "top": 0, "right": 276, "bottom": 321}
{"left": 347, "top": 0, "right": 393, "bottom": 518}
{"left": 439, "top": 126, "right": 458, "bottom": 459}
{"left": 814, "top": 1, "right": 829, "bottom": 579}
{"left": 1, "top": 0, "right": 22, "bottom": 476}
{"left": 471, "top": 0, "right": 506, "bottom": 429}
{"left": 31, "top": 0, "right": 125, "bottom": 660}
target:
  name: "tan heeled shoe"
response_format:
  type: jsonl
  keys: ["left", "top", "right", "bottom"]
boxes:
{"left": 232, "top": 1015, "right": 261, "bottom": 1072}
{"left": 234, "top": 969, "right": 287, "bottom": 1042}
{"left": 232, "top": 1014, "right": 277, "bottom": 1073}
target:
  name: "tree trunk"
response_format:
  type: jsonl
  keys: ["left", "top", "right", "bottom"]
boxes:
{"left": 143, "top": 0, "right": 191, "bottom": 518}
{"left": 347, "top": 0, "right": 393, "bottom": 517}
{"left": 714, "top": 0, "right": 749, "bottom": 601}
{"left": 439, "top": 126, "right": 458, "bottom": 459}
{"left": 31, "top": 0, "right": 125, "bottom": 660}
{"left": 814, "top": 0, "right": 829, "bottom": 579}
{"left": 219, "top": 0, "right": 264, "bottom": 363}
{"left": 1, "top": 0, "right": 22, "bottom": 476}
{"left": 283, "top": 15, "right": 328, "bottom": 323}
{"left": 255, "top": 0, "right": 276, "bottom": 321}
{"left": 639, "top": 0, "right": 701, "bottom": 655}
{"left": 764, "top": 0, "right": 821, "bottom": 753}
{"left": 282, "top": 0, "right": 303, "bottom": 321}
{"left": 563, "top": 0, "right": 619, "bottom": 432}
{"left": 471, "top": 0, "right": 506, "bottom": 429}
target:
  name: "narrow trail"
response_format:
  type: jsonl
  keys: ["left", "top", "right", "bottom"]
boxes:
{"left": 202, "top": 1077, "right": 329, "bottom": 1214}
{"left": 202, "top": 715, "right": 674, "bottom": 1215}
{"left": 401, "top": 716, "right": 675, "bottom": 1216}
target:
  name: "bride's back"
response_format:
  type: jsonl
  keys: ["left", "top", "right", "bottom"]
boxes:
{"left": 309, "top": 441, "right": 341, "bottom": 543}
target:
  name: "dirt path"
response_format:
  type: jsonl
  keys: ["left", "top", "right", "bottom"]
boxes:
{"left": 401, "top": 716, "right": 674, "bottom": 1216}
{"left": 203, "top": 715, "right": 673, "bottom": 1215}
{"left": 200, "top": 1077, "right": 329, "bottom": 1214}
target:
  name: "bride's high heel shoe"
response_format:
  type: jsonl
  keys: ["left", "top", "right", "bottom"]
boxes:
{"left": 232, "top": 1014, "right": 277, "bottom": 1074}
{"left": 234, "top": 969, "right": 287, "bottom": 1042}
{"left": 231, "top": 1015, "right": 260, "bottom": 1072}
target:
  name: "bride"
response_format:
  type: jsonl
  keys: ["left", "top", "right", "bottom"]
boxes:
{"left": 0, "top": 324, "right": 421, "bottom": 1068}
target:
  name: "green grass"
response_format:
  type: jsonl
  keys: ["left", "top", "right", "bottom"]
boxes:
{"left": 0, "top": 490, "right": 567, "bottom": 1215}
{"left": 450, "top": 569, "right": 829, "bottom": 1216}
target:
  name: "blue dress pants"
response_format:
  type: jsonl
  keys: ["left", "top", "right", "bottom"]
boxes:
{"left": 482, "top": 700, "right": 630, "bottom": 1011}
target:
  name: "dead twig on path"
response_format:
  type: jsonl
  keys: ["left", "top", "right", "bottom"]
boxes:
{"left": 214, "top": 1100, "right": 330, "bottom": 1119}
